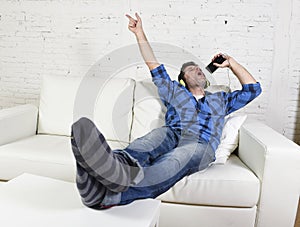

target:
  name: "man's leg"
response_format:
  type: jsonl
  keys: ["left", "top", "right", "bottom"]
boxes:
{"left": 71, "top": 118, "right": 180, "bottom": 207}
{"left": 124, "top": 126, "right": 179, "bottom": 166}
{"left": 71, "top": 117, "right": 143, "bottom": 192}
{"left": 119, "top": 137, "right": 215, "bottom": 205}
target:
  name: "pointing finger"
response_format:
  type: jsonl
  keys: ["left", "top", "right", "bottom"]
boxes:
{"left": 125, "top": 14, "right": 137, "bottom": 23}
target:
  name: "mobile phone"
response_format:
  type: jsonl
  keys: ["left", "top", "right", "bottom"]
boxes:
{"left": 206, "top": 55, "right": 226, "bottom": 73}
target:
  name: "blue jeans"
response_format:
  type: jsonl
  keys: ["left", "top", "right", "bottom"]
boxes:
{"left": 103, "top": 126, "right": 215, "bottom": 206}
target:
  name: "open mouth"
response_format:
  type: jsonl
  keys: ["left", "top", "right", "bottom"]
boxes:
{"left": 198, "top": 72, "right": 205, "bottom": 78}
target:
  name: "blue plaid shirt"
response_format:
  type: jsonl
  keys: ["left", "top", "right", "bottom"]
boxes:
{"left": 151, "top": 64, "right": 262, "bottom": 151}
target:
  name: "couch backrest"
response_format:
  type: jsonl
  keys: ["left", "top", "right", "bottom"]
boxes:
{"left": 38, "top": 75, "right": 135, "bottom": 143}
{"left": 38, "top": 73, "right": 230, "bottom": 145}
{"left": 130, "top": 79, "right": 166, "bottom": 142}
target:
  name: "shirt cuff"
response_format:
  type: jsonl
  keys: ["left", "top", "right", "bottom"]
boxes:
{"left": 150, "top": 64, "right": 165, "bottom": 78}
{"left": 242, "top": 82, "right": 261, "bottom": 92}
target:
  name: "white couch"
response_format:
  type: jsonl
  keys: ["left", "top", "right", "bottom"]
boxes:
{"left": 0, "top": 74, "right": 299, "bottom": 227}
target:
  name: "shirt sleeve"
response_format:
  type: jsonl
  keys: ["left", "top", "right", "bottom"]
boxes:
{"left": 225, "top": 82, "right": 262, "bottom": 115}
{"left": 150, "top": 64, "right": 176, "bottom": 104}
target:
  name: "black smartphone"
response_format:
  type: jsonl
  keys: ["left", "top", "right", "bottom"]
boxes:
{"left": 206, "top": 55, "right": 226, "bottom": 73}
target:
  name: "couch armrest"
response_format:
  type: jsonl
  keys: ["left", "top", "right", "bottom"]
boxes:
{"left": 0, "top": 104, "right": 38, "bottom": 146}
{"left": 238, "top": 121, "right": 300, "bottom": 227}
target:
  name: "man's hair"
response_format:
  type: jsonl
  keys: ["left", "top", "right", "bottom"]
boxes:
{"left": 178, "top": 61, "right": 197, "bottom": 83}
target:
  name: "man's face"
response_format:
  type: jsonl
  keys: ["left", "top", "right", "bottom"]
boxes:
{"left": 183, "top": 64, "right": 206, "bottom": 88}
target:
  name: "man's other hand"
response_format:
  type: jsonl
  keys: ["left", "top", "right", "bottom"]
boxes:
{"left": 212, "top": 53, "right": 233, "bottom": 69}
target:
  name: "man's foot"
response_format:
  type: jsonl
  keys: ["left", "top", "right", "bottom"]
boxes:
{"left": 71, "top": 117, "right": 142, "bottom": 192}
{"left": 76, "top": 163, "right": 106, "bottom": 207}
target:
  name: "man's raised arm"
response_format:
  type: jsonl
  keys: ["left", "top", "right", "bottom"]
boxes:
{"left": 126, "top": 13, "right": 160, "bottom": 71}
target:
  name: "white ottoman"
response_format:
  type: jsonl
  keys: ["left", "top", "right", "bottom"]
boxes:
{"left": 0, "top": 173, "right": 160, "bottom": 227}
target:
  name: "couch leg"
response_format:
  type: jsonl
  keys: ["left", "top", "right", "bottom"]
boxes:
{"left": 295, "top": 198, "right": 300, "bottom": 227}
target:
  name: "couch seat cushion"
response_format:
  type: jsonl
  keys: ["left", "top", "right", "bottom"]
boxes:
{"left": 0, "top": 135, "right": 129, "bottom": 182}
{"left": 0, "top": 135, "right": 76, "bottom": 182}
{"left": 0, "top": 134, "right": 259, "bottom": 208}
{"left": 158, "top": 154, "right": 260, "bottom": 208}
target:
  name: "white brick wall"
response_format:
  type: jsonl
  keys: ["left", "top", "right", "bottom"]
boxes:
{"left": 286, "top": 0, "right": 300, "bottom": 144}
{"left": 0, "top": 0, "right": 299, "bottom": 144}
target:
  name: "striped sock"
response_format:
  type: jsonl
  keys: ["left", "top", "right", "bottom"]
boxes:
{"left": 71, "top": 117, "right": 141, "bottom": 192}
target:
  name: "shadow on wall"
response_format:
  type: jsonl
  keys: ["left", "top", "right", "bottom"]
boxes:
{"left": 294, "top": 90, "right": 300, "bottom": 145}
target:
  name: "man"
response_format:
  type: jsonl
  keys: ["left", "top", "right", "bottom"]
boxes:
{"left": 71, "top": 13, "right": 261, "bottom": 209}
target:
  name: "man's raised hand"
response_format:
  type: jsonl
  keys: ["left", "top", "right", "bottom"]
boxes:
{"left": 126, "top": 13, "right": 143, "bottom": 35}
